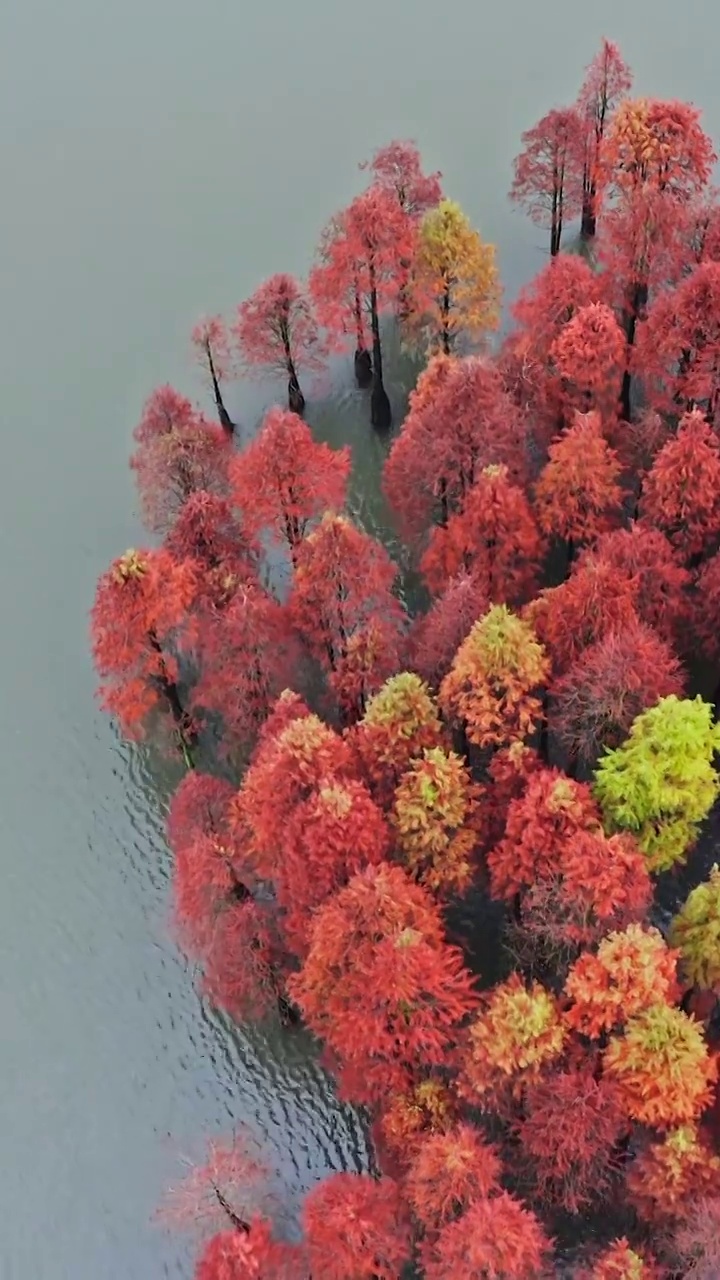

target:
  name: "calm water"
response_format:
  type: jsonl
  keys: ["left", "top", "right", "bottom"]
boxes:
{"left": 2, "top": 2, "right": 719, "bottom": 1274}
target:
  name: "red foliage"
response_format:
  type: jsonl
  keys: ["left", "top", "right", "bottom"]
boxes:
{"left": 195, "top": 1223, "right": 305, "bottom": 1280}
{"left": 349, "top": 672, "right": 445, "bottom": 809}
{"left": 404, "top": 1123, "right": 501, "bottom": 1230}
{"left": 164, "top": 492, "right": 260, "bottom": 609}
{"left": 550, "top": 618, "right": 685, "bottom": 765}
{"left": 302, "top": 1173, "right": 412, "bottom": 1280}
{"left": 159, "top": 1135, "right": 270, "bottom": 1234}
{"left": 310, "top": 186, "right": 415, "bottom": 353}
{"left": 564, "top": 924, "right": 681, "bottom": 1039}
{"left": 511, "top": 255, "right": 603, "bottom": 362}
{"left": 580, "top": 1238, "right": 660, "bottom": 1280}
{"left": 489, "top": 768, "right": 651, "bottom": 950}
{"left": 234, "top": 273, "right": 324, "bottom": 388}
{"left": 516, "top": 1066, "right": 627, "bottom": 1213}
{"left": 484, "top": 742, "right": 544, "bottom": 849}
{"left": 233, "top": 711, "right": 355, "bottom": 880}
{"left": 201, "top": 898, "right": 282, "bottom": 1021}
{"left": 167, "top": 773, "right": 244, "bottom": 951}
{"left": 288, "top": 862, "right": 478, "bottom": 1104}
{"left": 420, "top": 464, "right": 543, "bottom": 602}
{"left": 695, "top": 549, "right": 720, "bottom": 659}
{"left": 527, "top": 552, "right": 639, "bottom": 674}
{"left": 600, "top": 98, "right": 715, "bottom": 205}
{"left": 384, "top": 354, "right": 528, "bottom": 542}
{"left": 672, "top": 1194, "right": 720, "bottom": 1278}
{"left": 130, "top": 386, "right": 230, "bottom": 536}
{"left": 575, "top": 38, "right": 633, "bottom": 236}
{"left": 360, "top": 138, "right": 442, "bottom": 217}
{"left": 421, "top": 1191, "right": 552, "bottom": 1279}
{"left": 640, "top": 408, "right": 720, "bottom": 559}
{"left": 591, "top": 523, "right": 691, "bottom": 648}
{"left": 289, "top": 514, "right": 405, "bottom": 718}
{"left": 533, "top": 410, "right": 623, "bottom": 550}
{"left": 510, "top": 107, "right": 584, "bottom": 255}
{"left": 91, "top": 548, "right": 198, "bottom": 740}
{"left": 277, "top": 777, "right": 391, "bottom": 955}
{"left": 228, "top": 407, "right": 350, "bottom": 556}
{"left": 408, "top": 573, "right": 490, "bottom": 689}
{"left": 191, "top": 315, "right": 234, "bottom": 386}
{"left": 550, "top": 303, "right": 626, "bottom": 418}
{"left": 191, "top": 315, "right": 236, "bottom": 433}
{"left": 190, "top": 583, "right": 297, "bottom": 751}
{"left": 637, "top": 260, "right": 720, "bottom": 426}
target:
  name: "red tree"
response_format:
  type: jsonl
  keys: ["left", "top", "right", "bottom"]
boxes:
{"left": 130, "top": 386, "right": 230, "bottom": 536}
{"left": 507, "top": 255, "right": 604, "bottom": 448}
{"left": 91, "top": 548, "right": 198, "bottom": 758}
{"left": 200, "top": 898, "right": 286, "bottom": 1022}
{"left": 550, "top": 618, "right": 685, "bottom": 766}
{"left": 302, "top": 1173, "right": 412, "bottom": 1280}
{"left": 549, "top": 303, "right": 626, "bottom": 419}
{"left": 408, "top": 573, "right": 490, "bottom": 689}
{"left": 591, "top": 524, "right": 691, "bottom": 649}
{"left": 575, "top": 38, "right": 633, "bottom": 239}
{"left": 288, "top": 862, "right": 478, "bottom": 1104}
{"left": 349, "top": 671, "right": 446, "bottom": 809}
{"left": 311, "top": 185, "right": 415, "bottom": 426}
{"left": 289, "top": 514, "right": 406, "bottom": 720}
{"left": 516, "top": 1066, "right": 627, "bottom": 1213}
{"left": 234, "top": 274, "right": 323, "bottom": 415}
{"left": 636, "top": 260, "right": 720, "bottom": 425}
{"left": 384, "top": 354, "right": 528, "bottom": 540}
{"left": 167, "top": 772, "right": 247, "bottom": 952}
{"left": 190, "top": 583, "right": 297, "bottom": 753}
{"left": 164, "top": 491, "right": 260, "bottom": 616}
{"left": 420, "top": 464, "right": 543, "bottom": 602}
{"left": 228, "top": 407, "right": 350, "bottom": 559}
{"left": 640, "top": 408, "right": 720, "bottom": 561}
{"left": 420, "top": 1191, "right": 552, "bottom": 1279}
{"left": 360, "top": 138, "right": 442, "bottom": 217}
{"left": 404, "top": 1123, "right": 501, "bottom": 1230}
{"left": 191, "top": 315, "right": 236, "bottom": 434}
{"left": 195, "top": 1222, "right": 305, "bottom": 1280}
{"left": 598, "top": 99, "right": 716, "bottom": 417}
{"left": 533, "top": 410, "right": 623, "bottom": 559}
{"left": 159, "top": 1135, "right": 270, "bottom": 1235}
{"left": 510, "top": 107, "right": 584, "bottom": 256}
{"left": 527, "top": 552, "right": 639, "bottom": 674}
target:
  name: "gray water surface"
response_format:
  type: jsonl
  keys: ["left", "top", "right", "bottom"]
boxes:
{"left": 2, "top": 2, "right": 719, "bottom": 1275}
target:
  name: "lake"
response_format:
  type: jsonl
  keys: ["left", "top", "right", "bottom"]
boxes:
{"left": 1, "top": 1, "right": 718, "bottom": 1274}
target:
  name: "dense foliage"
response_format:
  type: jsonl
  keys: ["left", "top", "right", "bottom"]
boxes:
{"left": 93, "top": 42, "right": 720, "bottom": 1280}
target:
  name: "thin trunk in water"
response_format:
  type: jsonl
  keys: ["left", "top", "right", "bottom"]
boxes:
{"left": 206, "top": 342, "right": 235, "bottom": 436}
{"left": 279, "top": 317, "right": 305, "bottom": 415}
{"left": 353, "top": 284, "right": 372, "bottom": 387}
{"left": 148, "top": 631, "right": 196, "bottom": 767}
{"left": 213, "top": 1184, "right": 250, "bottom": 1233}
{"left": 368, "top": 257, "right": 391, "bottom": 429}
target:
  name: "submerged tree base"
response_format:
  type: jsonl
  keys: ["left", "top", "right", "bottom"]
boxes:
{"left": 371, "top": 379, "right": 392, "bottom": 429}
{"left": 288, "top": 376, "right": 306, "bottom": 416}
{"left": 354, "top": 346, "right": 373, "bottom": 388}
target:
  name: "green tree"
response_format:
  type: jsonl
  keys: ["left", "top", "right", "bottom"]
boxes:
{"left": 593, "top": 696, "right": 720, "bottom": 874}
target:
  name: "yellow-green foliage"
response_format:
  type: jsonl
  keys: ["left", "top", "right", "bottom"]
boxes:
{"left": 670, "top": 864, "right": 720, "bottom": 991}
{"left": 593, "top": 695, "right": 720, "bottom": 873}
{"left": 392, "top": 746, "right": 482, "bottom": 894}
{"left": 439, "top": 604, "right": 549, "bottom": 750}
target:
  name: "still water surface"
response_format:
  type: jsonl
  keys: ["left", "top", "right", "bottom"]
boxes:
{"left": 1, "top": 2, "right": 719, "bottom": 1274}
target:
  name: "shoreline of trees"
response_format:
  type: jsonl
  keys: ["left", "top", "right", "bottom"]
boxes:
{"left": 92, "top": 37, "right": 720, "bottom": 1279}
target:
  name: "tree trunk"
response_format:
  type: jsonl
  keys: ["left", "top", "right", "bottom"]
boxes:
{"left": 148, "top": 632, "right": 196, "bottom": 767}
{"left": 213, "top": 1184, "right": 250, "bottom": 1233}
{"left": 354, "top": 347, "right": 373, "bottom": 388}
{"left": 206, "top": 343, "right": 235, "bottom": 436}
{"left": 288, "top": 369, "right": 305, "bottom": 416}
{"left": 620, "top": 280, "right": 648, "bottom": 421}
{"left": 441, "top": 280, "right": 452, "bottom": 355}
{"left": 580, "top": 192, "right": 597, "bottom": 241}
{"left": 369, "top": 260, "right": 392, "bottom": 429}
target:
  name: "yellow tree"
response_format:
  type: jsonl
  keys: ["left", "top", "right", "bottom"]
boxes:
{"left": 408, "top": 198, "right": 501, "bottom": 354}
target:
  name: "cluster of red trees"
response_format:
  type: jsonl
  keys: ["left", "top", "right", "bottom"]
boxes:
{"left": 91, "top": 37, "right": 720, "bottom": 1280}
